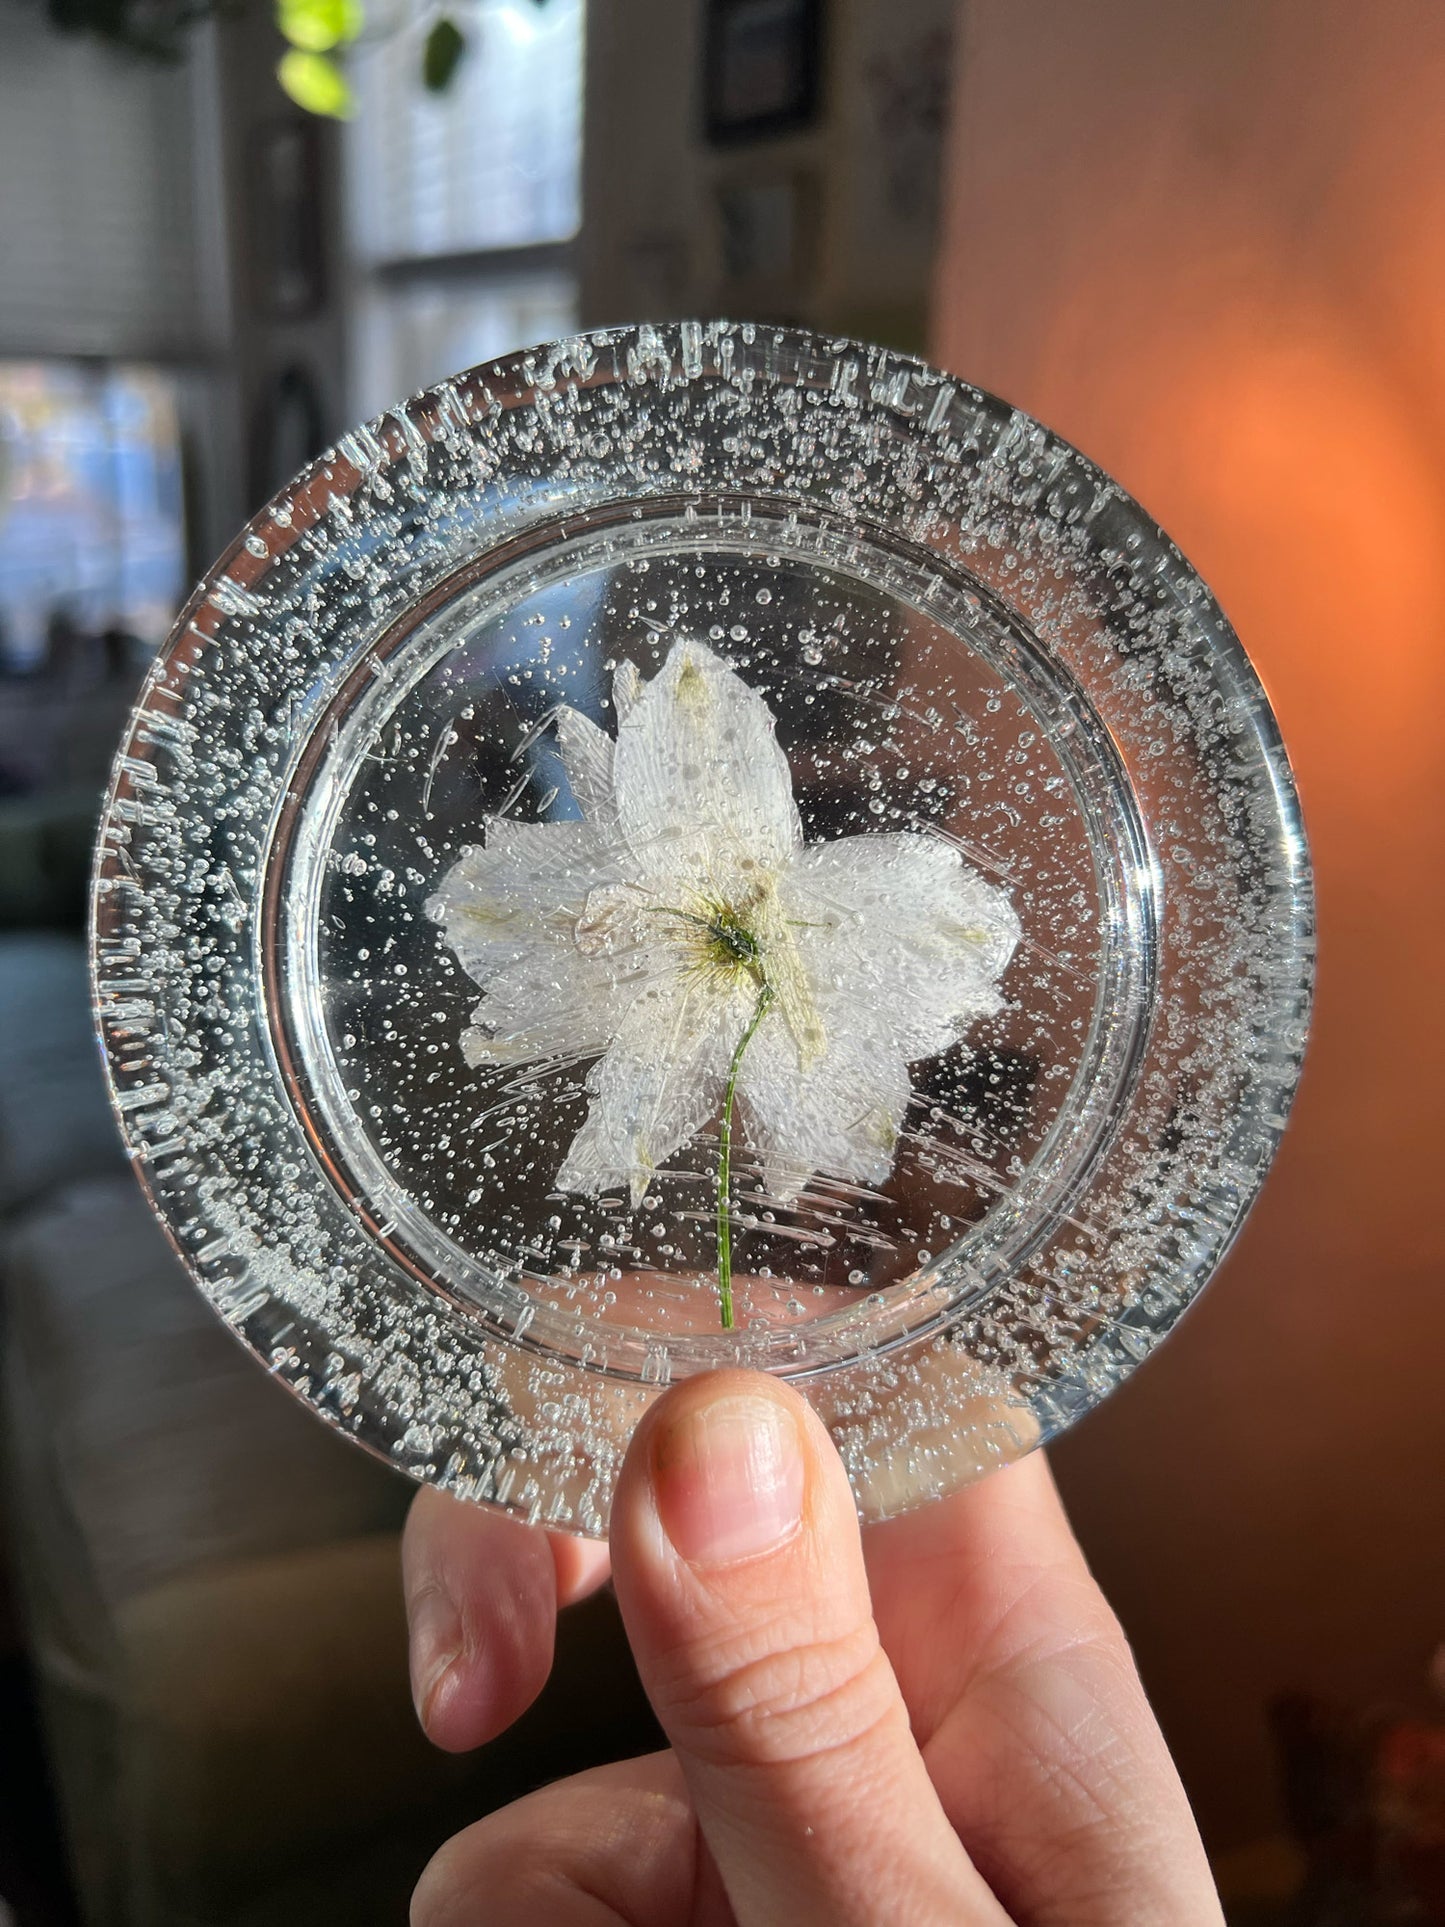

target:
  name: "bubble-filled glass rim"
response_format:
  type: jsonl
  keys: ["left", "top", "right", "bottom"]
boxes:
{"left": 91, "top": 322, "right": 1313, "bottom": 1534}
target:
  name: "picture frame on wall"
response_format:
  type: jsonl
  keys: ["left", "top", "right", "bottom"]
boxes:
{"left": 703, "top": 0, "right": 824, "bottom": 146}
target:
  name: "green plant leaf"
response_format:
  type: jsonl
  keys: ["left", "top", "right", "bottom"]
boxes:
{"left": 277, "top": 48, "right": 355, "bottom": 116}
{"left": 276, "top": 0, "right": 361, "bottom": 53}
{"left": 422, "top": 16, "right": 466, "bottom": 91}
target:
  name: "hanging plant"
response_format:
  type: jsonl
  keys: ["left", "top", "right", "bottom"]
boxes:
{"left": 421, "top": 14, "right": 466, "bottom": 92}
{"left": 43, "top": 0, "right": 554, "bottom": 115}
{"left": 275, "top": 0, "right": 362, "bottom": 116}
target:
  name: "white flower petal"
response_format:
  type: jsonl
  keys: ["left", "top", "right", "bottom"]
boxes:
{"left": 612, "top": 639, "right": 801, "bottom": 876}
{"left": 782, "top": 832, "right": 1020, "bottom": 1060}
{"left": 750, "top": 882, "right": 826, "bottom": 1068}
{"left": 738, "top": 1019, "right": 912, "bottom": 1197}
{"left": 553, "top": 707, "right": 616, "bottom": 821}
{"left": 556, "top": 974, "right": 746, "bottom": 1205}
{"left": 612, "top": 658, "right": 642, "bottom": 722}
{"left": 428, "top": 819, "right": 627, "bottom": 969}
{"left": 429, "top": 817, "right": 635, "bottom": 1061}
{"left": 459, "top": 948, "right": 642, "bottom": 1064}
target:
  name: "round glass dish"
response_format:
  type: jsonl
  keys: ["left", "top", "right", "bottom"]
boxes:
{"left": 92, "top": 323, "right": 1313, "bottom": 1533}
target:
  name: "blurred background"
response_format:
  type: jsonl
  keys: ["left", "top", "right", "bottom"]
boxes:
{"left": 0, "top": 1, "right": 1441, "bottom": 1921}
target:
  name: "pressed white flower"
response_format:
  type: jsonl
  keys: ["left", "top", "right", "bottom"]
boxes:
{"left": 429, "top": 639, "right": 1019, "bottom": 1321}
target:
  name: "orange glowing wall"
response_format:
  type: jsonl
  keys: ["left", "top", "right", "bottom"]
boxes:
{"left": 932, "top": 0, "right": 1445, "bottom": 1852}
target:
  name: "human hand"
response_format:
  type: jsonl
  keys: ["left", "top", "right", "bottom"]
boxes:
{"left": 403, "top": 1368, "right": 1223, "bottom": 1924}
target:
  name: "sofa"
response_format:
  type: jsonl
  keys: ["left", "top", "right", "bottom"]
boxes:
{"left": 0, "top": 918, "right": 658, "bottom": 1925}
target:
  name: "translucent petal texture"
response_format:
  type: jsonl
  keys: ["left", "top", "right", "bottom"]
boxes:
{"left": 611, "top": 658, "right": 642, "bottom": 724}
{"left": 556, "top": 975, "right": 750, "bottom": 1205}
{"left": 782, "top": 834, "right": 1021, "bottom": 1061}
{"left": 428, "top": 819, "right": 632, "bottom": 1060}
{"left": 458, "top": 950, "right": 639, "bottom": 1065}
{"left": 553, "top": 707, "right": 616, "bottom": 823}
{"left": 749, "top": 884, "right": 827, "bottom": 1068}
{"left": 612, "top": 641, "right": 801, "bottom": 877}
{"left": 739, "top": 1019, "right": 914, "bottom": 1197}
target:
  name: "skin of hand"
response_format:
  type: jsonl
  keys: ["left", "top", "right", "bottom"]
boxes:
{"left": 402, "top": 1368, "right": 1224, "bottom": 1926}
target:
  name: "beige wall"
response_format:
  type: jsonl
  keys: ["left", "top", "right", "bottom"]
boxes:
{"left": 933, "top": 0, "right": 1445, "bottom": 1850}
{"left": 581, "top": 0, "right": 956, "bottom": 349}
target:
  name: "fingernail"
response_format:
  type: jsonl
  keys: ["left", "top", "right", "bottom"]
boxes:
{"left": 407, "top": 1582, "right": 461, "bottom": 1728}
{"left": 652, "top": 1392, "right": 806, "bottom": 1567}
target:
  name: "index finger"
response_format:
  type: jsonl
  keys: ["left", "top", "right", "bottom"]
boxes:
{"left": 402, "top": 1485, "right": 611, "bottom": 1752}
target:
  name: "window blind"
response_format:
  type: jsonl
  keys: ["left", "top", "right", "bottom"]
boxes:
{"left": 0, "top": 11, "right": 206, "bottom": 360}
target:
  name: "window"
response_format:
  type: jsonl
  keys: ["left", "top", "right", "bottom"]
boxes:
{"left": 0, "top": 362, "right": 184, "bottom": 673}
{"left": 346, "top": 0, "right": 585, "bottom": 420}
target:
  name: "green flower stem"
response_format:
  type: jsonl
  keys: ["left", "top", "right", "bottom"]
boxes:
{"left": 717, "top": 978, "right": 774, "bottom": 1329}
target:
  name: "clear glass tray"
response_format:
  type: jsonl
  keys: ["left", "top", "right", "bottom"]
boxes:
{"left": 92, "top": 323, "right": 1313, "bottom": 1533}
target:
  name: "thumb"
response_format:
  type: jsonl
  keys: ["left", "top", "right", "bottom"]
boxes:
{"left": 609, "top": 1369, "right": 1009, "bottom": 1927}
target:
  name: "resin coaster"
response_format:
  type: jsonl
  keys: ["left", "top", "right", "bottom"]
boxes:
{"left": 92, "top": 323, "right": 1313, "bottom": 1533}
